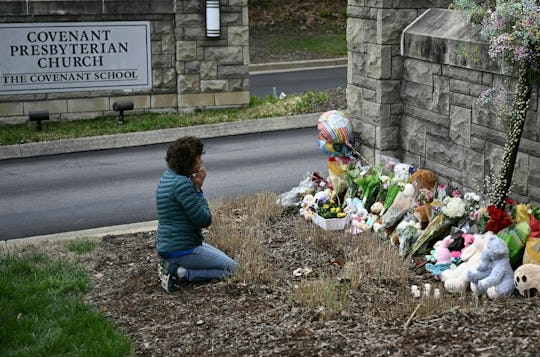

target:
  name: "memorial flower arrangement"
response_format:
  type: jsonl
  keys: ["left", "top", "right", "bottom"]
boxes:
{"left": 441, "top": 197, "right": 466, "bottom": 220}
{"left": 316, "top": 199, "right": 346, "bottom": 219}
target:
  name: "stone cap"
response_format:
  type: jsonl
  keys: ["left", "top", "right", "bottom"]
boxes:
{"left": 401, "top": 8, "right": 500, "bottom": 73}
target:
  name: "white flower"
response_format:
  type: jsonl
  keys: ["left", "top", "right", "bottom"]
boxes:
{"left": 464, "top": 192, "right": 480, "bottom": 202}
{"left": 441, "top": 197, "right": 466, "bottom": 218}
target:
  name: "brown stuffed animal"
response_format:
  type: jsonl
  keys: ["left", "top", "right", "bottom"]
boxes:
{"left": 410, "top": 169, "right": 437, "bottom": 191}
{"left": 414, "top": 203, "right": 432, "bottom": 229}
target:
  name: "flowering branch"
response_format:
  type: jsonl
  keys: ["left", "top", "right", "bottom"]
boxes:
{"left": 452, "top": 0, "right": 539, "bottom": 208}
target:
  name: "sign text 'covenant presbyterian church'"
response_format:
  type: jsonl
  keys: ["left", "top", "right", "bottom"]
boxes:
{"left": 0, "top": 22, "right": 152, "bottom": 95}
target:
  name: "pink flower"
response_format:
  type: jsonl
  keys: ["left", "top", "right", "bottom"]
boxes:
{"left": 514, "top": 46, "right": 529, "bottom": 60}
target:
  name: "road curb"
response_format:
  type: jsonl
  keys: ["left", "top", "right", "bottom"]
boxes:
{"left": 249, "top": 58, "right": 347, "bottom": 74}
{"left": 0, "top": 113, "right": 320, "bottom": 160}
{"left": 1, "top": 220, "right": 159, "bottom": 252}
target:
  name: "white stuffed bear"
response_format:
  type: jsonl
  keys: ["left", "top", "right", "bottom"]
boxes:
{"left": 441, "top": 233, "right": 486, "bottom": 294}
{"left": 514, "top": 264, "right": 540, "bottom": 298}
{"left": 467, "top": 233, "right": 515, "bottom": 299}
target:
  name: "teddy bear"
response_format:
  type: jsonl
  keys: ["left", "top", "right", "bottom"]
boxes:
{"left": 300, "top": 194, "right": 316, "bottom": 220}
{"left": 467, "top": 233, "right": 515, "bottom": 298}
{"left": 366, "top": 201, "right": 384, "bottom": 229}
{"left": 425, "top": 236, "right": 454, "bottom": 277}
{"left": 441, "top": 233, "right": 486, "bottom": 294}
{"left": 514, "top": 263, "right": 540, "bottom": 298}
{"left": 409, "top": 169, "right": 437, "bottom": 191}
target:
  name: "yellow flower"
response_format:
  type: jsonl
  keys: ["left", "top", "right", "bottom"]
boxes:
{"left": 335, "top": 207, "right": 341, "bottom": 212}
{"left": 337, "top": 212, "right": 346, "bottom": 218}
{"left": 323, "top": 204, "right": 329, "bottom": 209}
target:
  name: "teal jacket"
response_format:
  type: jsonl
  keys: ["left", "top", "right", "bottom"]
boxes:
{"left": 156, "top": 168, "right": 212, "bottom": 254}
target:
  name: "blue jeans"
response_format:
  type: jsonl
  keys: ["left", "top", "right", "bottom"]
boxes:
{"left": 167, "top": 243, "right": 239, "bottom": 281}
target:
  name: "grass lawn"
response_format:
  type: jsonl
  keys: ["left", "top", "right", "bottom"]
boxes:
{"left": 0, "top": 91, "right": 330, "bottom": 146}
{"left": 267, "top": 33, "right": 347, "bottom": 57}
{"left": 0, "top": 247, "right": 132, "bottom": 356}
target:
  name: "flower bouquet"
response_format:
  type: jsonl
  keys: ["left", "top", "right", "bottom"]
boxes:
{"left": 406, "top": 196, "right": 466, "bottom": 258}
{"left": 312, "top": 198, "right": 347, "bottom": 231}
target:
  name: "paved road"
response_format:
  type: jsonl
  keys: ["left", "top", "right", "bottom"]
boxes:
{"left": 250, "top": 66, "right": 346, "bottom": 97}
{"left": 1, "top": 128, "right": 328, "bottom": 240}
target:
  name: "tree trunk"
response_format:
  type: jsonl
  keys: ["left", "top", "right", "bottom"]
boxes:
{"left": 493, "top": 63, "right": 533, "bottom": 209}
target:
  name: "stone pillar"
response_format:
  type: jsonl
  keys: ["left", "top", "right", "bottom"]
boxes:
{"left": 346, "top": 0, "right": 451, "bottom": 164}
{"left": 176, "top": 0, "right": 249, "bottom": 110}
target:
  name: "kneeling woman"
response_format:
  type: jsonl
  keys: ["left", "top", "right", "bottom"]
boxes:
{"left": 156, "top": 136, "right": 239, "bottom": 292}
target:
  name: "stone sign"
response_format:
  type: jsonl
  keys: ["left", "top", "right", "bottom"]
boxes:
{"left": 0, "top": 21, "right": 152, "bottom": 94}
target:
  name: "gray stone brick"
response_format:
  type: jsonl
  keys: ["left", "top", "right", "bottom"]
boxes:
{"left": 218, "top": 65, "right": 249, "bottom": 79}
{"left": 205, "top": 47, "right": 243, "bottom": 63}
{"left": 449, "top": 105, "right": 471, "bottom": 147}
{"left": 376, "top": 125, "right": 400, "bottom": 150}
{"left": 377, "top": 9, "right": 417, "bottom": 44}
{"left": 432, "top": 75, "right": 450, "bottom": 115}
{"left": 354, "top": 121, "right": 376, "bottom": 147}
{"left": 363, "top": 88, "right": 377, "bottom": 101}
{"left": 177, "top": 74, "right": 200, "bottom": 93}
{"left": 201, "top": 80, "right": 228, "bottom": 92}
{"left": 391, "top": 55, "right": 404, "bottom": 79}
{"left": 450, "top": 92, "right": 473, "bottom": 109}
{"left": 425, "top": 158, "right": 462, "bottom": 184}
{"left": 471, "top": 100, "right": 505, "bottom": 132}
{"left": 530, "top": 155, "right": 540, "bottom": 190}
{"left": 472, "top": 124, "right": 506, "bottom": 147}
{"left": 443, "top": 66, "right": 482, "bottom": 84}
{"left": 426, "top": 136, "right": 464, "bottom": 171}
{"left": 184, "top": 61, "right": 200, "bottom": 74}
{"left": 351, "top": 74, "right": 377, "bottom": 90}
{"left": 377, "top": 80, "right": 401, "bottom": 104}
{"left": 401, "top": 115, "right": 425, "bottom": 155}
{"left": 347, "top": 85, "right": 363, "bottom": 116}
{"left": 403, "top": 58, "right": 437, "bottom": 85}
{"left": 401, "top": 81, "right": 432, "bottom": 109}
{"left": 227, "top": 26, "right": 248, "bottom": 46}
{"left": 367, "top": 44, "right": 392, "bottom": 79}
{"left": 403, "top": 104, "right": 448, "bottom": 127}
{"left": 351, "top": 51, "right": 368, "bottom": 78}
{"left": 347, "top": 6, "right": 378, "bottom": 19}
{"left": 200, "top": 61, "right": 217, "bottom": 79}
{"left": 449, "top": 78, "right": 471, "bottom": 95}
{"left": 463, "top": 148, "right": 484, "bottom": 189}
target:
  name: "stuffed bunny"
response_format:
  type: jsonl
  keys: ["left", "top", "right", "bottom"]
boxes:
{"left": 425, "top": 236, "right": 454, "bottom": 277}
{"left": 441, "top": 233, "right": 486, "bottom": 294}
{"left": 467, "top": 233, "right": 515, "bottom": 298}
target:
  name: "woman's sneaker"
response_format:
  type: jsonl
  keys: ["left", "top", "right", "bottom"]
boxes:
{"left": 157, "top": 259, "right": 178, "bottom": 293}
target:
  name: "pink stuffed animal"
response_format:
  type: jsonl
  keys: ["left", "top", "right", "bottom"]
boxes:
{"left": 435, "top": 236, "right": 454, "bottom": 265}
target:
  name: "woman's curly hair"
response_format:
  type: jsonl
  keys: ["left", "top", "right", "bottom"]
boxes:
{"left": 166, "top": 136, "right": 204, "bottom": 176}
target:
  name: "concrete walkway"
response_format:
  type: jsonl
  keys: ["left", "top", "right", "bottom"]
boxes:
{"left": 1, "top": 59, "right": 347, "bottom": 248}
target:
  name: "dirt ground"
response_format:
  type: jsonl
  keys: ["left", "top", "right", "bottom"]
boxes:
{"left": 81, "top": 213, "right": 540, "bottom": 356}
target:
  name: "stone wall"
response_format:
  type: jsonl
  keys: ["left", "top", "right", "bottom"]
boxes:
{"left": 347, "top": 3, "right": 540, "bottom": 204}
{"left": 346, "top": 0, "right": 452, "bottom": 165}
{"left": 0, "top": 0, "right": 249, "bottom": 123}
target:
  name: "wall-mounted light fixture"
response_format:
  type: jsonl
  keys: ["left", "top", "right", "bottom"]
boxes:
{"left": 29, "top": 110, "right": 49, "bottom": 132}
{"left": 112, "top": 100, "right": 134, "bottom": 125}
{"left": 205, "top": 0, "right": 220, "bottom": 38}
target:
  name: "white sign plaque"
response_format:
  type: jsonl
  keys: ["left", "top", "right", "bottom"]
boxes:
{"left": 0, "top": 21, "right": 152, "bottom": 94}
